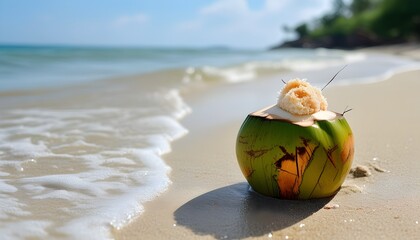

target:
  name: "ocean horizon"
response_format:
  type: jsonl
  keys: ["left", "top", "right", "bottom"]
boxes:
{"left": 0, "top": 44, "right": 359, "bottom": 91}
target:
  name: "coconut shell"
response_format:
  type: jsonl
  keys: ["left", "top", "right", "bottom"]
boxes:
{"left": 236, "top": 110, "right": 354, "bottom": 199}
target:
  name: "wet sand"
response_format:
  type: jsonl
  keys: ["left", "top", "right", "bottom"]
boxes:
{"left": 115, "top": 49, "right": 420, "bottom": 239}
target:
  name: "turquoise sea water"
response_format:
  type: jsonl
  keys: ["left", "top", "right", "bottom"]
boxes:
{"left": 0, "top": 45, "right": 351, "bottom": 91}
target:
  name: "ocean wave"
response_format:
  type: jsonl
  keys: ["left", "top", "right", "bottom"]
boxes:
{"left": 181, "top": 62, "right": 289, "bottom": 84}
{"left": 0, "top": 46, "right": 362, "bottom": 91}
{"left": 180, "top": 51, "right": 367, "bottom": 84}
{"left": 0, "top": 89, "right": 190, "bottom": 239}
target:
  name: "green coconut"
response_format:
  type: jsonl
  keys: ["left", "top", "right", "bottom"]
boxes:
{"left": 236, "top": 79, "right": 354, "bottom": 199}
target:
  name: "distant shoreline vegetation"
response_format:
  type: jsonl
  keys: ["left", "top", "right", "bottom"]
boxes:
{"left": 272, "top": 0, "right": 420, "bottom": 49}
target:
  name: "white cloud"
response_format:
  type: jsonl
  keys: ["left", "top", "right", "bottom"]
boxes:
{"left": 113, "top": 13, "right": 149, "bottom": 27}
{"left": 199, "top": 0, "right": 249, "bottom": 16}
{"left": 297, "top": 0, "right": 332, "bottom": 22}
{"left": 198, "top": 0, "right": 289, "bottom": 18}
{"left": 172, "top": 0, "right": 333, "bottom": 48}
{"left": 263, "top": 0, "right": 290, "bottom": 12}
{"left": 173, "top": 0, "right": 291, "bottom": 47}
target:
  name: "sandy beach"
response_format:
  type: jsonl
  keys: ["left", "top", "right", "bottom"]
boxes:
{"left": 1, "top": 45, "right": 419, "bottom": 239}
{"left": 115, "top": 48, "right": 420, "bottom": 240}
{"left": 2, "top": 1, "right": 420, "bottom": 239}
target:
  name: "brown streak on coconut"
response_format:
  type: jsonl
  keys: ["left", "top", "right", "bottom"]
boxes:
{"left": 324, "top": 145, "right": 338, "bottom": 169}
{"left": 245, "top": 148, "right": 271, "bottom": 158}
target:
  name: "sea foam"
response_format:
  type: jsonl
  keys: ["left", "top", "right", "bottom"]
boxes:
{"left": 180, "top": 49, "right": 366, "bottom": 84}
{"left": 0, "top": 89, "right": 189, "bottom": 239}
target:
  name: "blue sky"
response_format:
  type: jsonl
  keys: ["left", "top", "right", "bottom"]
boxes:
{"left": 0, "top": 0, "right": 333, "bottom": 48}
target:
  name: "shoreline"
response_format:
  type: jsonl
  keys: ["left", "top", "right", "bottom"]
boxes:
{"left": 1, "top": 44, "right": 419, "bottom": 239}
{"left": 115, "top": 47, "right": 420, "bottom": 239}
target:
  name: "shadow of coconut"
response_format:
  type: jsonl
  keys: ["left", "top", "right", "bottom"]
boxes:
{"left": 174, "top": 182, "right": 331, "bottom": 239}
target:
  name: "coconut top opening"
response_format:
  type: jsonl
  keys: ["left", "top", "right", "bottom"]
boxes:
{"left": 278, "top": 78, "right": 327, "bottom": 115}
{"left": 250, "top": 78, "right": 340, "bottom": 126}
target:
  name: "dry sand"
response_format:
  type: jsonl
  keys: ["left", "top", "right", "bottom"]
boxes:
{"left": 359, "top": 43, "right": 420, "bottom": 61}
{"left": 115, "top": 50, "right": 420, "bottom": 239}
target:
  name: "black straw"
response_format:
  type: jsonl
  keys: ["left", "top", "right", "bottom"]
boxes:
{"left": 322, "top": 65, "right": 347, "bottom": 91}
{"left": 342, "top": 105, "right": 353, "bottom": 115}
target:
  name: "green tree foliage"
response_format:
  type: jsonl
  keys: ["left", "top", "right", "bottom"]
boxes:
{"left": 286, "top": 0, "right": 420, "bottom": 48}
{"left": 371, "top": 0, "right": 420, "bottom": 39}
{"left": 295, "top": 23, "right": 309, "bottom": 38}
{"left": 350, "top": 0, "right": 373, "bottom": 16}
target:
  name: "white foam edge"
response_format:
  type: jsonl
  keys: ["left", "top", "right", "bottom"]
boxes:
{"left": 0, "top": 88, "right": 191, "bottom": 239}
{"left": 184, "top": 50, "right": 367, "bottom": 84}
